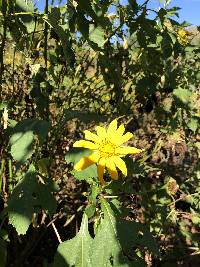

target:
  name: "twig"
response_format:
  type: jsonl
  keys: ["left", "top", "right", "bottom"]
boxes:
{"left": 0, "top": 0, "right": 7, "bottom": 99}
{"left": 52, "top": 222, "right": 62, "bottom": 244}
{"left": 64, "top": 205, "right": 84, "bottom": 227}
{"left": 102, "top": 195, "right": 118, "bottom": 199}
{"left": 0, "top": 159, "right": 5, "bottom": 193}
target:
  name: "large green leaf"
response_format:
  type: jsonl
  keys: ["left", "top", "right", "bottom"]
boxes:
{"left": 91, "top": 198, "right": 158, "bottom": 266}
{"left": 9, "top": 119, "right": 51, "bottom": 165}
{"left": 10, "top": 130, "right": 34, "bottom": 164}
{"left": 54, "top": 199, "right": 158, "bottom": 267}
{"left": 7, "top": 165, "right": 56, "bottom": 235}
{"left": 54, "top": 214, "right": 92, "bottom": 267}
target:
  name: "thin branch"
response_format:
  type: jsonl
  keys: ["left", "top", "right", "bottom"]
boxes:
{"left": 52, "top": 222, "right": 62, "bottom": 244}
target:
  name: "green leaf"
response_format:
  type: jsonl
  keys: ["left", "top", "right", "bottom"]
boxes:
{"left": 54, "top": 214, "right": 92, "bottom": 267}
{"left": 72, "top": 165, "right": 98, "bottom": 183}
{"left": 9, "top": 119, "right": 51, "bottom": 165}
{"left": 75, "top": 0, "right": 109, "bottom": 28}
{"left": 161, "top": 30, "right": 173, "bottom": 58}
{"left": 187, "top": 118, "right": 198, "bottom": 132}
{"left": 65, "top": 148, "right": 91, "bottom": 164}
{"left": 90, "top": 198, "right": 127, "bottom": 266}
{"left": 10, "top": 131, "right": 34, "bottom": 163}
{"left": 10, "top": 118, "right": 50, "bottom": 141}
{"left": 15, "top": 0, "right": 34, "bottom": 12}
{"left": 48, "top": 7, "right": 75, "bottom": 65}
{"left": 85, "top": 203, "right": 96, "bottom": 218}
{"left": 8, "top": 165, "right": 56, "bottom": 235}
{"left": 15, "top": 0, "right": 35, "bottom": 33}
{"left": 89, "top": 25, "right": 105, "bottom": 48}
{"left": 91, "top": 198, "right": 158, "bottom": 266}
{"left": 0, "top": 103, "right": 7, "bottom": 110}
{"left": 196, "top": 72, "right": 200, "bottom": 80}
{"left": 173, "top": 87, "right": 193, "bottom": 105}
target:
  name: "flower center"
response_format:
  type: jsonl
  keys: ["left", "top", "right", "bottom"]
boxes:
{"left": 99, "top": 140, "right": 116, "bottom": 158}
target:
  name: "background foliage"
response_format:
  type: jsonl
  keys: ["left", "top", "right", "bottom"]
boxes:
{"left": 0, "top": 0, "right": 200, "bottom": 266}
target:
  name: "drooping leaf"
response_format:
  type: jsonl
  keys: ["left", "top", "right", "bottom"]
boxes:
{"left": 7, "top": 165, "right": 56, "bottom": 235}
{"left": 54, "top": 213, "right": 93, "bottom": 267}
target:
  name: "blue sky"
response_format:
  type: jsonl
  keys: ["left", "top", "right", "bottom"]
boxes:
{"left": 35, "top": 0, "right": 200, "bottom": 26}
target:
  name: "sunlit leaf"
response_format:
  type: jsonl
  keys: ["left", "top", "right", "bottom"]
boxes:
{"left": 91, "top": 198, "right": 158, "bottom": 266}
{"left": 72, "top": 165, "right": 98, "bottom": 183}
{"left": 15, "top": 0, "right": 35, "bottom": 32}
{"left": 9, "top": 119, "right": 51, "bottom": 165}
{"left": 173, "top": 87, "right": 193, "bottom": 105}
{"left": 54, "top": 214, "right": 92, "bottom": 267}
{"left": 89, "top": 25, "right": 105, "bottom": 48}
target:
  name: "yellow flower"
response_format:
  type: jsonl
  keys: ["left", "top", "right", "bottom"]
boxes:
{"left": 73, "top": 119, "right": 144, "bottom": 185}
{"left": 177, "top": 29, "right": 189, "bottom": 46}
{"left": 178, "top": 29, "right": 187, "bottom": 38}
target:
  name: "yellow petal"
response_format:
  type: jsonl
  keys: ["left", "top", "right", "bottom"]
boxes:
{"left": 113, "top": 123, "right": 126, "bottom": 145}
{"left": 74, "top": 152, "right": 100, "bottom": 171}
{"left": 106, "top": 158, "right": 118, "bottom": 180}
{"left": 116, "top": 132, "right": 133, "bottom": 146}
{"left": 116, "top": 123, "right": 125, "bottom": 137}
{"left": 84, "top": 130, "right": 100, "bottom": 143}
{"left": 97, "top": 157, "right": 106, "bottom": 185}
{"left": 73, "top": 140, "right": 97, "bottom": 150}
{"left": 113, "top": 156, "right": 127, "bottom": 176}
{"left": 107, "top": 119, "right": 118, "bottom": 139}
{"left": 115, "top": 146, "right": 144, "bottom": 155}
{"left": 95, "top": 126, "right": 107, "bottom": 140}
